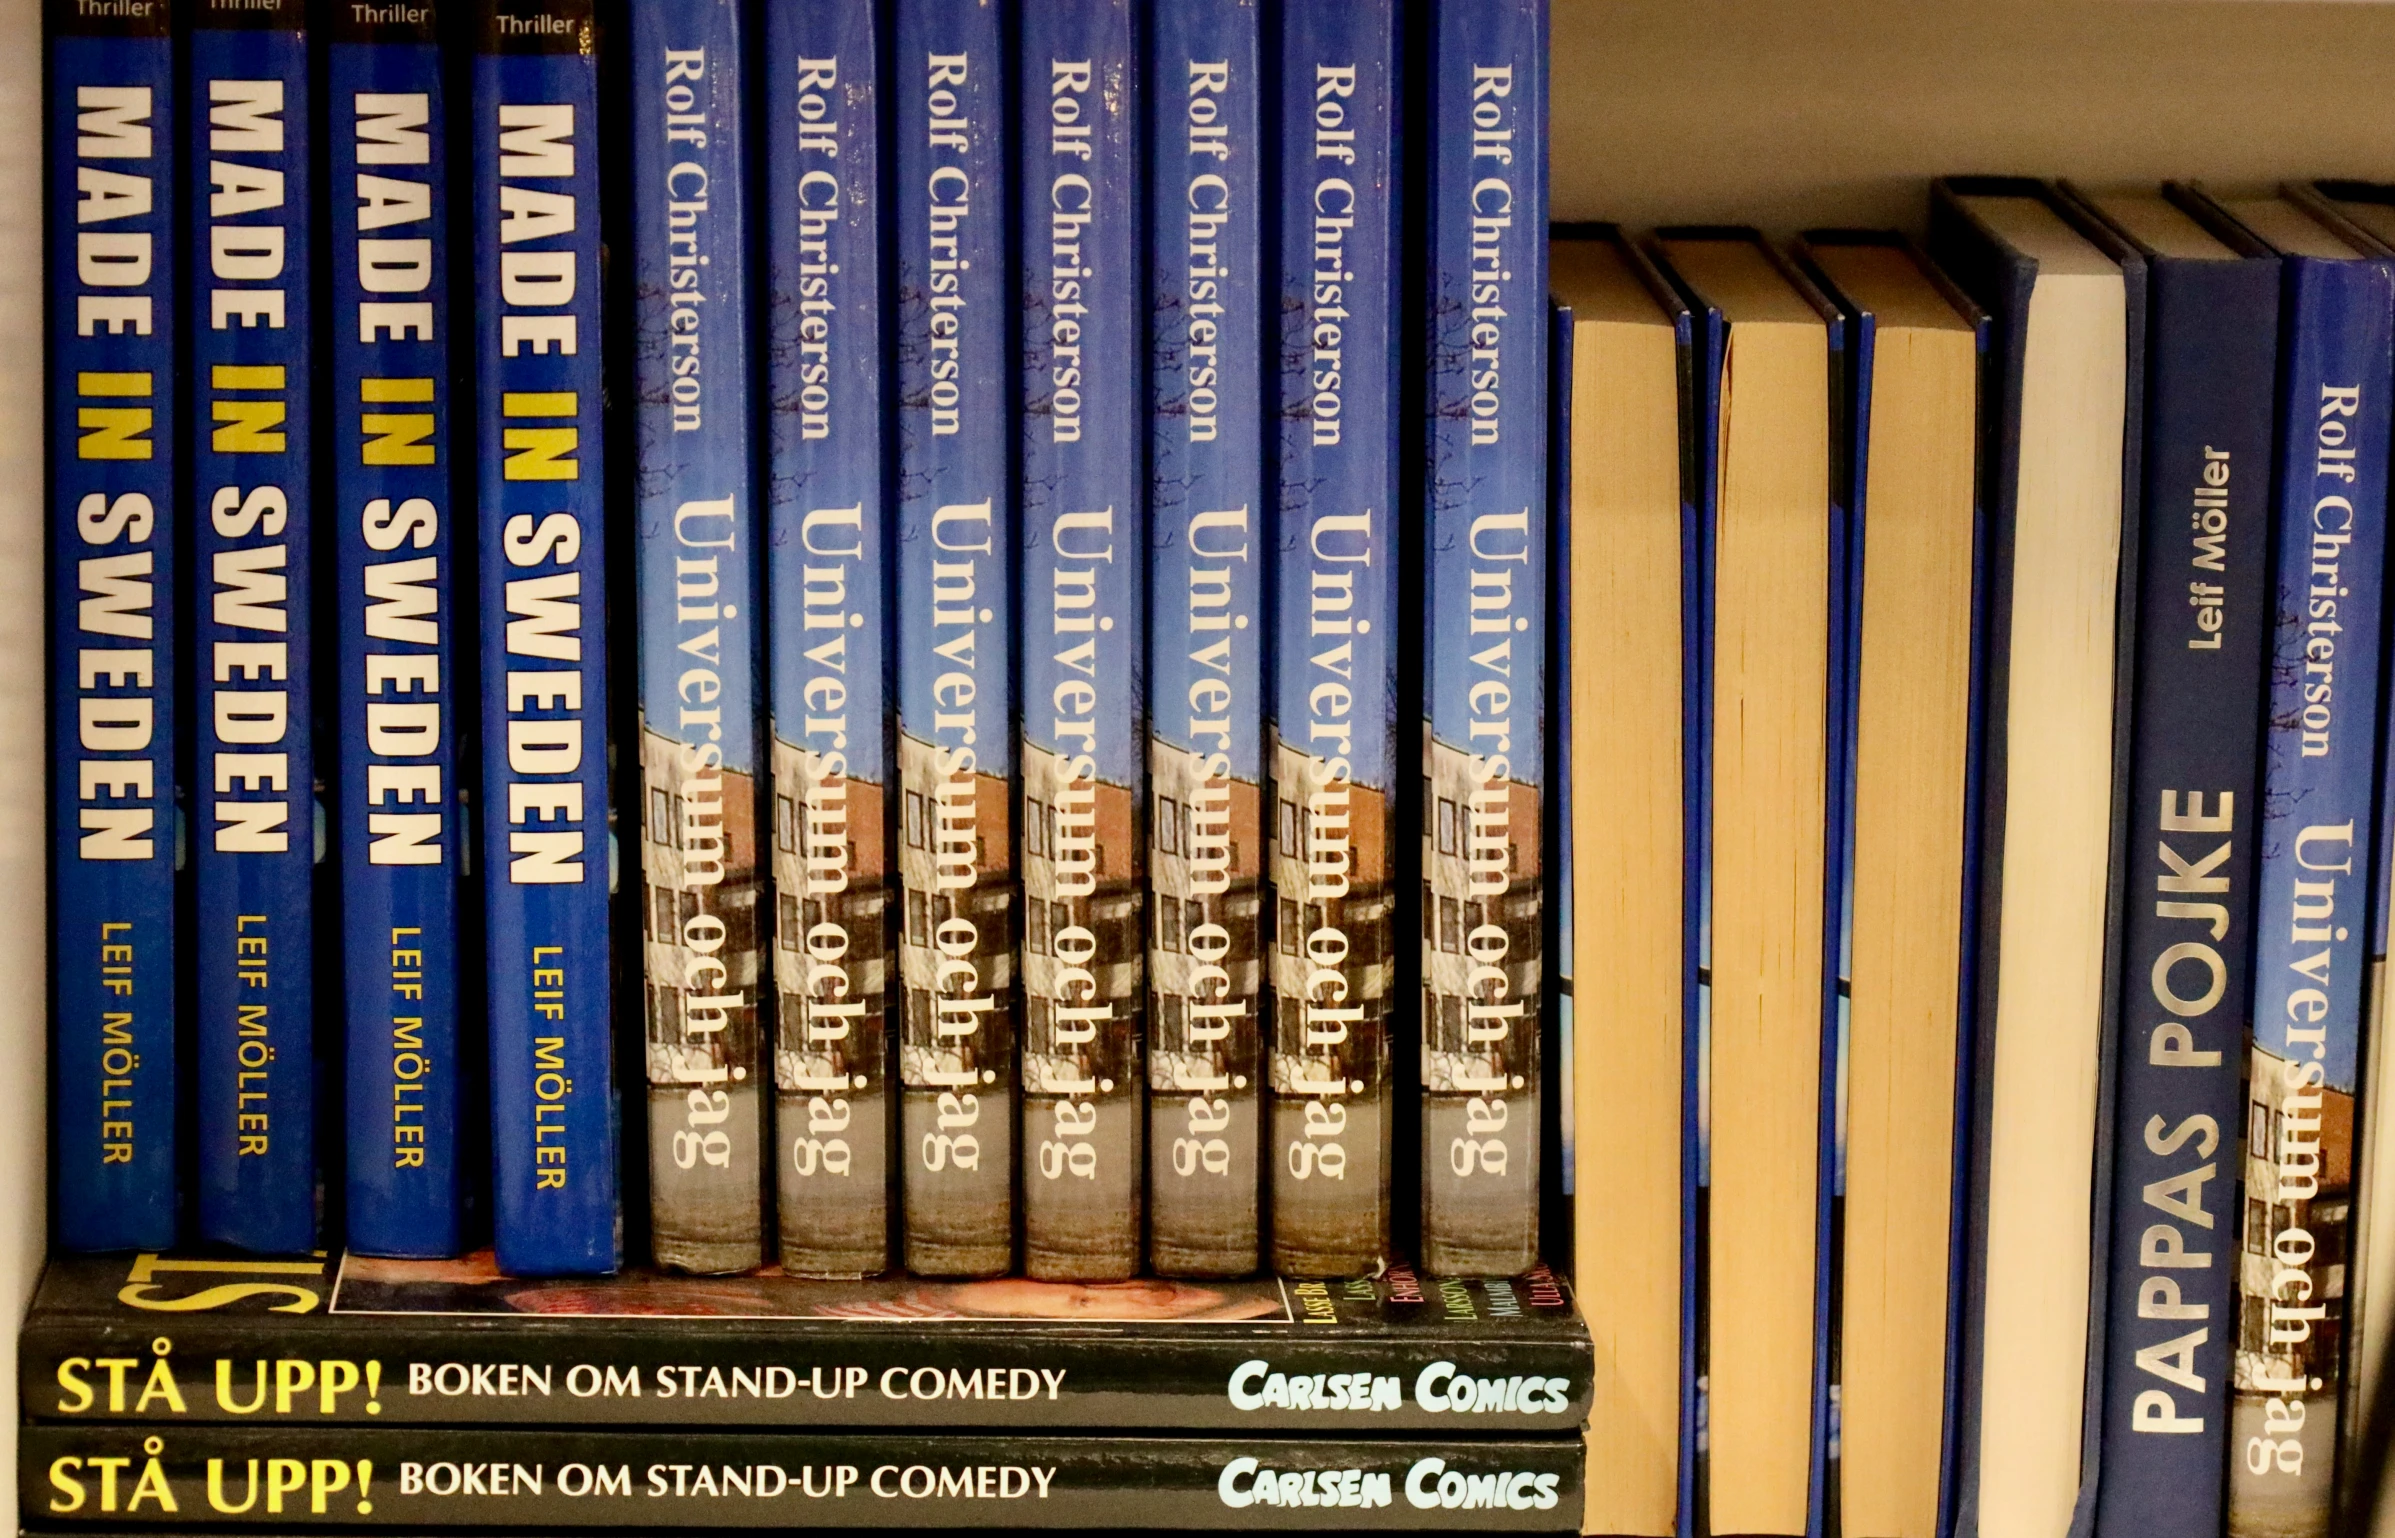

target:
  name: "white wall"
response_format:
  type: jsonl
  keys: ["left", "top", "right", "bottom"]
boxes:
{"left": 1554, "top": 0, "right": 2395, "bottom": 234}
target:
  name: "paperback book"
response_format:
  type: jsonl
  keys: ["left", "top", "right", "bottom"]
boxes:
{"left": 761, "top": 0, "right": 894, "bottom": 1280}
{"left": 1270, "top": 0, "right": 1401, "bottom": 1282}
{"left": 891, "top": 0, "right": 1017, "bottom": 1279}
{"left": 2192, "top": 187, "right": 2395, "bottom": 1538}
{"left": 1018, "top": 0, "right": 1145, "bottom": 1283}
{"left": 473, "top": 0, "right": 618, "bottom": 1277}
{"left": 22, "top": 1425, "right": 1585, "bottom": 1532}
{"left": 190, "top": 0, "right": 317, "bottom": 1255}
{"left": 1418, "top": 0, "right": 1547, "bottom": 1280}
{"left": 21, "top": 1250, "right": 1591, "bottom": 1433}
{"left": 1147, "top": 0, "right": 1267, "bottom": 1281}
{"left": 330, "top": 0, "right": 465, "bottom": 1260}
{"left": 47, "top": 0, "right": 181, "bottom": 1252}
{"left": 629, "top": 0, "right": 768, "bottom": 1277}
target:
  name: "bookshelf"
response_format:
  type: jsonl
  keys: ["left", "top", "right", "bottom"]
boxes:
{"left": 1, "top": 0, "right": 2393, "bottom": 1524}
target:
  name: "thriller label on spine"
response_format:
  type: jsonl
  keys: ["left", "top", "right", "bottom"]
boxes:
{"left": 892, "top": 0, "right": 1016, "bottom": 1278}
{"left": 763, "top": 0, "right": 894, "bottom": 1280}
{"left": 48, "top": 0, "right": 180, "bottom": 1251}
{"left": 473, "top": 0, "right": 618, "bottom": 1276}
{"left": 629, "top": 0, "right": 767, "bottom": 1277}
{"left": 1147, "top": 0, "right": 1265, "bottom": 1280}
{"left": 1270, "top": 0, "right": 1401, "bottom": 1279}
{"left": 2230, "top": 254, "right": 2395, "bottom": 1538}
{"left": 330, "top": 0, "right": 464, "bottom": 1260}
{"left": 190, "top": 0, "right": 316, "bottom": 1254}
{"left": 1019, "top": 0, "right": 1144, "bottom": 1283}
{"left": 1419, "top": 0, "right": 1546, "bottom": 1277}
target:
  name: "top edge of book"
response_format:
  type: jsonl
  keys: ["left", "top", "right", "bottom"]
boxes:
{"left": 28, "top": 1252, "right": 1588, "bottom": 1336}
{"left": 1551, "top": 236, "right": 1672, "bottom": 327}
{"left": 2309, "top": 182, "right": 2395, "bottom": 252}
{"left": 1657, "top": 236, "right": 1820, "bottom": 327}
{"left": 2221, "top": 195, "right": 2367, "bottom": 260}
{"left": 1958, "top": 192, "right": 2120, "bottom": 277}
{"left": 1806, "top": 241, "right": 1974, "bottom": 333}
{"left": 2086, "top": 191, "right": 2239, "bottom": 263}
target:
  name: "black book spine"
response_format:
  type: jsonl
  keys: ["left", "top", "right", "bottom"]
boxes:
{"left": 22, "top": 1426, "right": 1584, "bottom": 1530}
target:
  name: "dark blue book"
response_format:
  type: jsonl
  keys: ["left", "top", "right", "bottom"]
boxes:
{"left": 892, "top": 0, "right": 1015, "bottom": 1279}
{"left": 190, "top": 0, "right": 316, "bottom": 1254}
{"left": 1146, "top": 0, "right": 1266, "bottom": 1281}
{"left": 47, "top": 0, "right": 180, "bottom": 1252}
{"left": 473, "top": 0, "right": 617, "bottom": 1276}
{"left": 1270, "top": 0, "right": 1400, "bottom": 1279}
{"left": 1927, "top": 177, "right": 2145, "bottom": 1538}
{"left": 2065, "top": 187, "right": 2280, "bottom": 1538}
{"left": 329, "top": 0, "right": 465, "bottom": 1260}
{"left": 628, "top": 0, "right": 767, "bottom": 1277}
{"left": 1018, "top": 0, "right": 1143, "bottom": 1283}
{"left": 1643, "top": 227, "right": 1842, "bottom": 1538}
{"left": 1418, "top": 0, "right": 1546, "bottom": 1280}
{"left": 2184, "top": 186, "right": 2395, "bottom": 1538}
{"left": 761, "top": 0, "right": 894, "bottom": 1280}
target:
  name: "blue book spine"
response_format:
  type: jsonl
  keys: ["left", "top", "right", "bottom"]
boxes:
{"left": 1019, "top": 0, "right": 1142, "bottom": 1283}
{"left": 2091, "top": 250, "right": 2279, "bottom": 1537}
{"left": 762, "top": 0, "right": 893, "bottom": 1280}
{"left": 474, "top": 0, "right": 617, "bottom": 1276}
{"left": 48, "top": 0, "right": 180, "bottom": 1252}
{"left": 329, "top": 0, "right": 464, "bottom": 1259}
{"left": 1146, "top": 0, "right": 1265, "bottom": 1281}
{"left": 1271, "top": 0, "right": 1400, "bottom": 1278}
{"left": 190, "top": 0, "right": 315, "bottom": 1253}
{"left": 1418, "top": 0, "right": 1546, "bottom": 1279}
{"left": 2230, "top": 252, "right": 2395, "bottom": 1538}
{"left": 629, "top": 0, "right": 767, "bottom": 1277}
{"left": 892, "top": 0, "right": 1015, "bottom": 1279}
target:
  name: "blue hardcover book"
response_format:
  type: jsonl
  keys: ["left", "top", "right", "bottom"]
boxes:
{"left": 1270, "top": 0, "right": 1400, "bottom": 1279}
{"left": 48, "top": 0, "right": 179, "bottom": 1252}
{"left": 1418, "top": 0, "right": 1546, "bottom": 1279}
{"left": 1019, "top": 0, "right": 1142, "bottom": 1283}
{"left": 1930, "top": 179, "right": 2147, "bottom": 1538}
{"left": 474, "top": 0, "right": 617, "bottom": 1276}
{"left": 762, "top": 0, "right": 894, "bottom": 1280}
{"left": 892, "top": 0, "right": 1015, "bottom": 1279}
{"left": 2063, "top": 187, "right": 2281, "bottom": 1538}
{"left": 190, "top": 0, "right": 315, "bottom": 1253}
{"left": 2183, "top": 187, "right": 2395, "bottom": 1538}
{"left": 1644, "top": 227, "right": 1843, "bottom": 1538}
{"left": 629, "top": 0, "right": 767, "bottom": 1277}
{"left": 329, "top": 0, "right": 464, "bottom": 1259}
{"left": 1147, "top": 0, "right": 1266, "bottom": 1281}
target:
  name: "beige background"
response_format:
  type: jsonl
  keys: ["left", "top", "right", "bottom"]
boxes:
{"left": 1554, "top": 0, "right": 2395, "bottom": 234}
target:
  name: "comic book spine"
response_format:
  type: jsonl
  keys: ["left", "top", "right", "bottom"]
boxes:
{"left": 1270, "top": 0, "right": 1400, "bottom": 1278}
{"left": 891, "top": 0, "right": 1015, "bottom": 1278}
{"left": 2229, "top": 254, "right": 2395, "bottom": 1538}
{"left": 474, "top": 0, "right": 618, "bottom": 1276}
{"left": 330, "top": 0, "right": 464, "bottom": 1260}
{"left": 1146, "top": 0, "right": 1266, "bottom": 1282}
{"left": 1018, "top": 0, "right": 1143, "bottom": 1283}
{"left": 48, "top": 0, "right": 181, "bottom": 1252}
{"left": 2089, "top": 254, "right": 2277, "bottom": 1538}
{"left": 628, "top": 0, "right": 767, "bottom": 1276}
{"left": 761, "top": 0, "right": 893, "bottom": 1280}
{"left": 19, "top": 1424, "right": 1586, "bottom": 1531}
{"left": 189, "top": 0, "right": 316, "bottom": 1253}
{"left": 1418, "top": 0, "right": 1546, "bottom": 1278}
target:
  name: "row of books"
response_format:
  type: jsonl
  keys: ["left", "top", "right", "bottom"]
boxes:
{"left": 48, "top": 0, "right": 1557, "bottom": 1283}
{"left": 1553, "top": 183, "right": 2395, "bottom": 1538}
